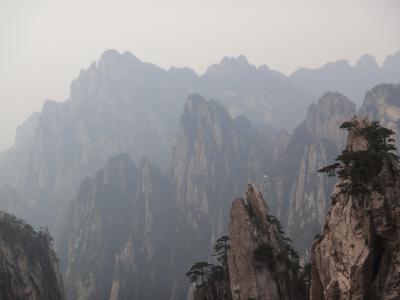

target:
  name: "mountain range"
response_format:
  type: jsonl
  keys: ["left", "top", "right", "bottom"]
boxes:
{"left": 0, "top": 49, "right": 399, "bottom": 299}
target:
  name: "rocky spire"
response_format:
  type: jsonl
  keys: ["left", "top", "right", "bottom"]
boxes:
{"left": 227, "top": 184, "right": 306, "bottom": 300}
{"left": 310, "top": 117, "right": 400, "bottom": 299}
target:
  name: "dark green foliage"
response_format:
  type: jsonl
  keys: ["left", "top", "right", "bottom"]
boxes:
{"left": 186, "top": 236, "right": 231, "bottom": 299}
{"left": 272, "top": 270, "right": 288, "bottom": 280}
{"left": 267, "top": 214, "right": 285, "bottom": 235}
{"left": 186, "top": 262, "right": 212, "bottom": 287}
{"left": 253, "top": 242, "right": 275, "bottom": 266}
{"left": 319, "top": 120, "right": 399, "bottom": 196}
{"left": 213, "top": 235, "right": 231, "bottom": 263}
{"left": 294, "top": 262, "right": 312, "bottom": 299}
{"left": 314, "top": 234, "right": 324, "bottom": 240}
{"left": 300, "top": 263, "right": 311, "bottom": 292}
{"left": 208, "top": 265, "right": 224, "bottom": 281}
{"left": 266, "top": 214, "right": 301, "bottom": 275}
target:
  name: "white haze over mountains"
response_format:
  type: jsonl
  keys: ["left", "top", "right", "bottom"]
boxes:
{"left": 1, "top": 0, "right": 400, "bottom": 151}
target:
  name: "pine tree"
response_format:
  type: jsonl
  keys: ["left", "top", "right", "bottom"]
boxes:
{"left": 319, "top": 120, "right": 399, "bottom": 196}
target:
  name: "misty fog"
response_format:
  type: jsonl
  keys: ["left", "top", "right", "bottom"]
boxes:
{"left": 0, "top": 1, "right": 400, "bottom": 300}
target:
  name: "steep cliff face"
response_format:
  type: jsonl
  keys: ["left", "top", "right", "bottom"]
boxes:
{"left": 61, "top": 154, "right": 175, "bottom": 300}
{"left": 0, "top": 50, "right": 190, "bottom": 234}
{"left": 172, "top": 93, "right": 270, "bottom": 228}
{"left": 227, "top": 184, "right": 306, "bottom": 300}
{"left": 266, "top": 92, "right": 356, "bottom": 252}
{"left": 0, "top": 50, "right": 312, "bottom": 238}
{"left": 170, "top": 94, "right": 271, "bottom": 297}
{"left": 311, "top": 118, "right": 400, "bottom": 299}
{"left": 359, "top": 83, "right": 400, "bottom": 150}
{"left": 0, "top": 211, "right": 65, "bottom": 300}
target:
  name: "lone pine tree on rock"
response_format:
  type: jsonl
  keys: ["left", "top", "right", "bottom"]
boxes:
{"left": 319, "top": 119, "right": 399, "bottom": 196}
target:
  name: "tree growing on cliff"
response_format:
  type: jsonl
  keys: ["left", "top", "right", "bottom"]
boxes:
{"left": 186, "top": 261, "right": 228, "bottom": 299}
{"left": 253, "top": 242, "right": 275, "bottom": 267}
{"left": 319, "top": 120, "right": 399, "bottom": 195}
{"left": 213, "top": 235, "right": 230, "bottom": 263}
{"left": 186, "top": 236, "right": 231, "bottom": 299}
{"left": 186, "top": 262, "right": 212, "bottom": 288}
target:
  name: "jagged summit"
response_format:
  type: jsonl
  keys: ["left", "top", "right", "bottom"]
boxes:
{"left": 355, "top": 53, "right": 379, "bottom": 69}
{"left": 99, "top": 49, "right": 141, "bottom": 64}
{"left": 306, "top": 91, "right": 356, "bottom": 147}
{"left": 205, "top": 55, "right": 253, "bottom": 75}
{"left": 100, "top": 48, "right": 121, "bottom": 61}
{"left": 183, "top": 93, "right": 233, "bottom": 122}
{"left": 185, "top": 92, "right": 208, "bottom": 105}
{"left": 383, "top": 50, "right": 400, "bottom": 68}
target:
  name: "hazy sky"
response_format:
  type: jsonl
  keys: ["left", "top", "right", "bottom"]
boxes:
{"left": 1, "top": 0, "right": 400, "bottom": 151}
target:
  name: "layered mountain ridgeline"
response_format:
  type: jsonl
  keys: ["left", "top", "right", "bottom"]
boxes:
{"left": 264, "top": 92, "right": 356, "bottom": 253}
{"left": 188, "top": 184, "right": 309, "bottom": 300}
{"left": 0, "top": 50, "right": 192, "bottom": 234}
{"left": 60, "top": 154, "right": 175, "bottom": 300}
{"left": 59, "top": 94, "right": 272, "bottom": 299}
{"left": 291, "top": 51, "right": 400, "bottom": 105}
{"left": 200, "top": 55, "right": 312, "bottom": 130}
{"left": 0, "top": 211, "right": 65, "bottom": 300}
{"left": 170, "top": 94, "right": 272, "bottom": 297}
{"left": 0, "top": 49, "right": 312, "bottom": 236}
{"left": 311, "top": 118, "right": 400, "bottom": 299}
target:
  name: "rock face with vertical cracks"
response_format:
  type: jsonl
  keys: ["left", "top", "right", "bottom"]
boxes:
{"left": 227, "top": 184, "right": 305, "bottom": 300}
{"left": 311, "top": 118, "right": 400, "bottom": 299}
{"left": 0, "top": 211, "right": 65, "bottom": 300}
{"left": 60, "top": 154, "right": 175, "bottom": 300}
{"left": 265, "top": 92, "right": 356, "bottom": 254}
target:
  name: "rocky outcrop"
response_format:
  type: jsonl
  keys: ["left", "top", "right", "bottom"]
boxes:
{"left": 311, "top": 118, "right": 400, "bottom": 299}
{"left": 290, "top": 51, "right": 400, "bottom": 105}
{"left": 60, "top": 154, "right": 175, "bottom": 300}
{"left": 0, "top": 211, "right": 65, "bottom": 300}
{"left": 359, "top": 83, "right": 400, "bottom": 150}
{"left": 265, "top": 92, "right": 356, "bottom": 253}
{"left": 227, "top": 184, "right": 306, "bottom": 300}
